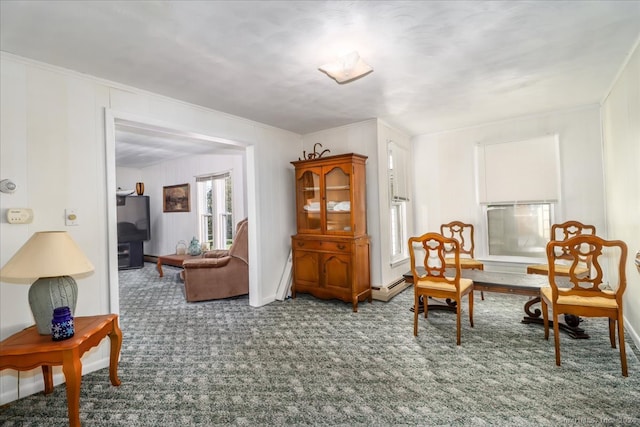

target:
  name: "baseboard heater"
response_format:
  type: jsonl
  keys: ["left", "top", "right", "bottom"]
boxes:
{"left": 371, "top": 277, "right": 411, "bottom": 302}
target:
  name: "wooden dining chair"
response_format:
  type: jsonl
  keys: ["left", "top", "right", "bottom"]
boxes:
{"left": 527, "top": 220, "right": 596, "bottom": 277}
{"left": 440, "top": 221, "right": 485, "bottom": 299}
{"left": 408, "top": 232, "right": 474, "bottom": 345}
{"left": 540, "top": 234, "right": 628, "bottom": 376}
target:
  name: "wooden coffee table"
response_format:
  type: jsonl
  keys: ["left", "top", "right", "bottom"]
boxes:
{"left": 156, "top": 254, "right": 199, "bottom": 277}
{"left": 0, "top": 314, "right": 122, "bottom": 427}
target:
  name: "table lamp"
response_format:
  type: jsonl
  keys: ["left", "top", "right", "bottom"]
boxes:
{"left": 0, "top": 231, "right": 94, "bottom": 334}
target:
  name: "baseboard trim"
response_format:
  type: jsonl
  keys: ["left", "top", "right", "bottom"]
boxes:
{"left": 372, "top": 279, "right": 412, "bottom": 302}
{"left": 624, "top": 317, "right": 640, "bottom": 361}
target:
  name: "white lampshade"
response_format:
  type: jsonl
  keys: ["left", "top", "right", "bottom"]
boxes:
{"left": 0, "top": 231, "right": 94, "bottom": 280}
{"left": 1, "top": 231, "right": 94, "bottom": 335}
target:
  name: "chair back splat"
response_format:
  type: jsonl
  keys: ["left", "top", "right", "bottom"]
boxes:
{"left": 440, "top": 221, "right": 484, "bottom": 299}
{"left": 527, "top": 220, "right": 596, "bottom": 277}
{"left": 440, "top": 221, "right": 477, "bottom": 260}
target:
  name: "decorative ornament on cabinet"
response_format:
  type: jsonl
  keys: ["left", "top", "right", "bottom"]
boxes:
{"left": 299, "top": 143, "right": 330, "bottom": 160}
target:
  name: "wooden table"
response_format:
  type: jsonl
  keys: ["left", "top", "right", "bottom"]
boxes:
{"left": 156, "top": 253, "right": 199, "bottom": 277}
{"left": 403, "top": 269, "right": 588, "bottom": 339}
{"left": 0, "top": 314, "right": 122, "bottom": 427}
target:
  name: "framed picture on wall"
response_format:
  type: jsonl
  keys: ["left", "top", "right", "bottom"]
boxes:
{"left": 163, "top": 183, "right": 190, "bottom": 212}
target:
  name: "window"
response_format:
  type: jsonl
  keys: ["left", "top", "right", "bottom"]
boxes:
{"left": 477, "top": 135, "right": 559, "bottom": 259}
{"left": 390, "top": 201, "right": 407, "bottom": 261}
{"left": 486, "top": 203, "right": 553, "bottom": 258}
{"left": 196, "top": 172, "right": 233, "bottom": 250}
{"left": 388, "top": 141, "right": 409, "bottom": 265}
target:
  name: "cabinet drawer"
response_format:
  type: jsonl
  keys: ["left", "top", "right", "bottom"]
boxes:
{"left": 293, "top": 239, "right": 351, "bottom": 253}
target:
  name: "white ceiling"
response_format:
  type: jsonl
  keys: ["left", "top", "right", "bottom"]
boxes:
{"left": 114, "top": 121, "right": 246, "bottom": 168}
{"left": 2, "top": 1, "right": 639, "bottom": 165}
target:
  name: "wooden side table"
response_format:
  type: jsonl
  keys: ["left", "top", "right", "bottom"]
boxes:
{"left": 0, "top": 314, "right": 122, "bottom": 427}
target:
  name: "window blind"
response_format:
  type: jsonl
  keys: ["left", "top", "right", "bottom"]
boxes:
{"left": 476, "top": 135, "right": 560, "bottom": 204}
{"left": 388, "top": 141, "right": 410, "bottom": 201}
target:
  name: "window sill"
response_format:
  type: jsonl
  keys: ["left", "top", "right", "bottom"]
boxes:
{"left": 478, "top": 255, "right": 545, "bottom": 264}
{"left": 390, "top": 256, "right": 409, "bottom": 268}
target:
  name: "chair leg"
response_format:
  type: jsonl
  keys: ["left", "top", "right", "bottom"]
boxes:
{"left": 456, "top": 302, "right": 461, "bottom": 346}
{"left": 609, "top": 318, "right": 616, "bottom": 348}
{"left": 413, "top": 294, "right": 419, "bottom": 337}
{"left": 477, "top": 266, "right": 484, "bottom": 300}
{"left": 469, "top": 291, "right": 474, "bottom": 328}
{"left": 541, "top": 299, "right": 549, "bottom": 340}
{"left": 618, "top": 313, "right": 628, "bottom": 377}
{"left": 553, "top": 312, "right": 561, "bottom": 366}
{"left": 424, "top": 296, "right": 429, "bottom": 318}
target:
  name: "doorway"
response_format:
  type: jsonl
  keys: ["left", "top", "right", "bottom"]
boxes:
{"left": 105, "top": 109, "right": 251, "bottom": 313}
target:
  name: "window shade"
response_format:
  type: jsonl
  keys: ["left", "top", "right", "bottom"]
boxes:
{"left": 477, "top": 135, "right": 560, "bottom": 204}
{"left": 196, "top": 171, "right": 230, "bottom": 183}
{"left": 388, "top": 141, "right": 410, "bottom": 201}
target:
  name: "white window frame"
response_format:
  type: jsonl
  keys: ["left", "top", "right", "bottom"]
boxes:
{"left": 388, "top": 141, "right": 409, "bottom": 266}
{"left": 390, "top": 200, "right": 408, "bottom": 265}
{"left": 196, "top": 171, "right": 233, "bottom": 250}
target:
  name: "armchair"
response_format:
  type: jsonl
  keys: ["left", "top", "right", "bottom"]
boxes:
{"left": 182, "top": 218, "right": 248, "bottom": 302}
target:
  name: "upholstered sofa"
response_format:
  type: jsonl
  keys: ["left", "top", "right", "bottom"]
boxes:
{"left": 182, "top": 218, "right": 248, "bottom": 302}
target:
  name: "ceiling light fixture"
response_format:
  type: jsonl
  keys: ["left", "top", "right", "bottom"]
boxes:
{"left": 319, "top": 51, "right": 373, "bottom": 84}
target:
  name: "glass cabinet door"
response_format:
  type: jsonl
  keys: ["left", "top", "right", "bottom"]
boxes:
{"left": 296, "top": 169, "right": 321, "bottom": 233}
{"left": 324, "top": 166, "right": 351, "bottom": 233}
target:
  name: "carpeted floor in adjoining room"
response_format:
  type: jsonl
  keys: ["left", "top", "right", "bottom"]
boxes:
{"left": 2, "top": 262, "right": 639, "bottom": 426}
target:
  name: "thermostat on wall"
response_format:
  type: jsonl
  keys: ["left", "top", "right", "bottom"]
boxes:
{"left": 7, "top": 208, "right": 33, "bottom": 224}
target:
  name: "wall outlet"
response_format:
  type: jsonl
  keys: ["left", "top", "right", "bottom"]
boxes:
{"left": 7, "top": 208, "right": 33, "bottom": 224}
{"left": 65, "top": 208, "right": 79, "bottom": 226}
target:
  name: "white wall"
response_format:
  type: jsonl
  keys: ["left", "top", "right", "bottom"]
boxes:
{"left": 411, "top": 105, "right": 606, "bottom": 270}
{"left": 602, "top": 40, "right": 640, "bottom": 349}
{"left": 0, "top": 53, "right": 299, "bottom": 404}
{"left": 115, "top": 167, "right": 143, "bottom": 190}
{"left": 1, "top": 57, "right": 112, "bottom": 403}
{"left": 117, "top": 152, "right": 246, "bottom": 256}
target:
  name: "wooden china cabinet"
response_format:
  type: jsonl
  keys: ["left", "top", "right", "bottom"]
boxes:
{"left": 290, "top": 153, "right": 371, "bottom": 312}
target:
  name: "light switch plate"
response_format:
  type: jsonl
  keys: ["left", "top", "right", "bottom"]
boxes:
{"left": 7, "top": 208, "right": 33, "bottom": 224}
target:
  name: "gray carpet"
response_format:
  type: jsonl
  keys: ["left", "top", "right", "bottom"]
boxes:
{"left": 2, "top": 263, "right": 639, "bottom": 426}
